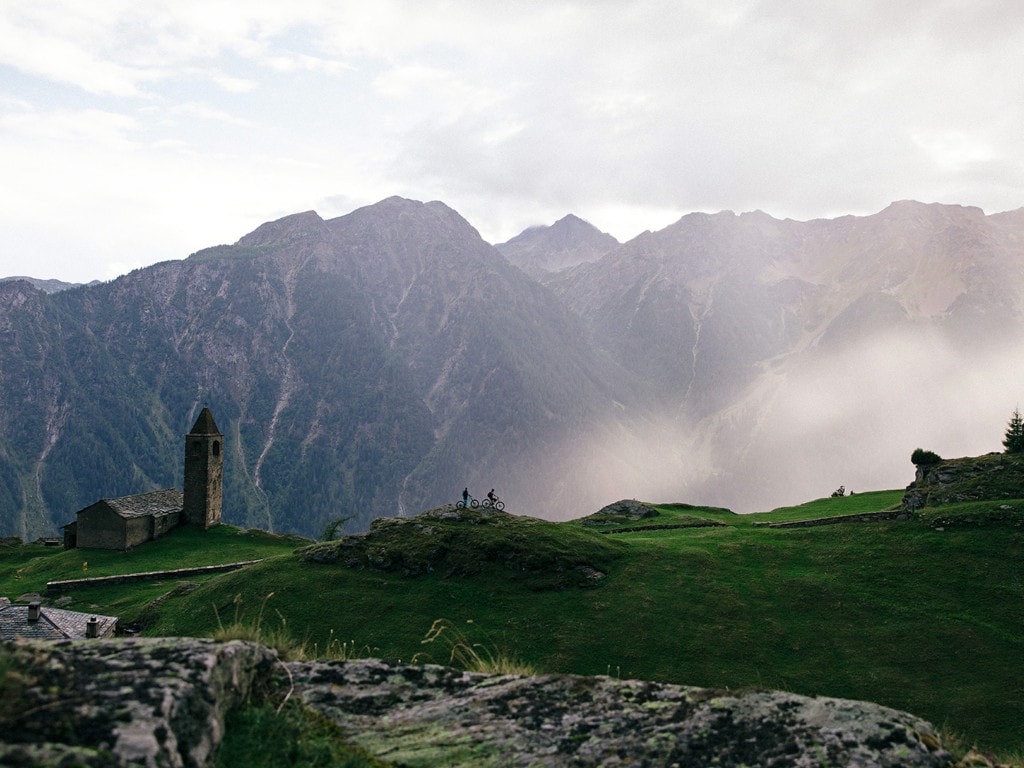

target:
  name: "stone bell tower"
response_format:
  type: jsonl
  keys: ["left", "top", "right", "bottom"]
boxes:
{"left": 182, "top": 407, "right": 223, "bottom": 528}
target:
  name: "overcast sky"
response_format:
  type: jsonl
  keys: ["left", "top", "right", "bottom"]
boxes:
{"left": 2, "top": 1, "right": 1023, "bottom": 282}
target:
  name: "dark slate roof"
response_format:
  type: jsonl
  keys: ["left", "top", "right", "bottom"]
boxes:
{"left": 103, "top": 489, "right": 183, "bottom": 519}
{"left": 189, "top": 407, "right": 221, "bottom": 436}
{"left": 0, "top": 604, "right": 117, "bottom": 640}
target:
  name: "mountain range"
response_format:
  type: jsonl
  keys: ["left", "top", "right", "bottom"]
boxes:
{"left": 2, "top": 197, "right": 1023, "bottom": 539}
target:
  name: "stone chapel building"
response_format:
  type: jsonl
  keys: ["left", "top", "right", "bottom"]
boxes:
{"left": 63, "top": 408, "right": 224, "bottom": 550}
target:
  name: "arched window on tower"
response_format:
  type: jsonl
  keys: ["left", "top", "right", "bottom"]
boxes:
{"left": 213, "top": 441, "right": 221, "bottom": 456}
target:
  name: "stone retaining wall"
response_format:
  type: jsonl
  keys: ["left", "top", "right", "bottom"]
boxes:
{"left": 767, "top": 510, "right": 910, "bottom": 528}
{"left": 598, "top": 521, "right": 727, "bottom": 534}
{"left": 45, "top": 559, "right": 263, "bottom": 593}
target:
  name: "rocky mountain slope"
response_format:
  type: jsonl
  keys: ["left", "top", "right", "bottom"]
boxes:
{"left": 0, "top": 198, "right": 627, "bottom": 538}
{"left": 2, "top": 198, "right": 1024, "bottom": 538}
{"left": 546, "top": 201, "right": 1024, "bottom": 512}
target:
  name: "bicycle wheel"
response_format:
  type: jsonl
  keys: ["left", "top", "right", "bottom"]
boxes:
{"left": 482, "top": 499, "right": 492, "bottom": 508}
{"left": 470, "top": 499, "right": 480, "bottom": 508}
{"left": 457, "top": 500, "right": 466, "bottom": 508}
{"left": 495, "top": 500, "right": 505, "bottom": 510}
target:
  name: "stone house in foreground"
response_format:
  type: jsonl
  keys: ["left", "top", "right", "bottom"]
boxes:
{"left": 0, "top": 599, "right": 117, "bottom": 640}
{"left": 62, "top": 408, "right": 224, "bottom": 551}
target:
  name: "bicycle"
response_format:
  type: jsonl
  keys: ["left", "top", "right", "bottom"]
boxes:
{"left": 481, "top": 496, "right": 505, "bottom": 511}
{"left": 456, "top": 496, "right": 480, "bottom": 508}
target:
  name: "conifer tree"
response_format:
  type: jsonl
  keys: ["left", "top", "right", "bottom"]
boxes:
{"left": 1003, "top": 407, "right": 1024, "bottom": 453}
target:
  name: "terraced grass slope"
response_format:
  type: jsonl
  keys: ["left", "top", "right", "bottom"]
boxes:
{"left": 2, "top": 492, "right": 1021, "bottom": 756}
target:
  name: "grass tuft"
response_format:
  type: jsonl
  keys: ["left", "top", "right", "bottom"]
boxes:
{"left": 213, "top": 593, "right": 309, "bottom": 661}
{"left": 414, "top": 618, "right": 537, "bottom": 675}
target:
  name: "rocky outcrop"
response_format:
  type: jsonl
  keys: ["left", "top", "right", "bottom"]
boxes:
{"left": 0, "top": 638, "right": 276, "bottom": 768}
{"left": 0, "top": 638, "right": 953, "bottom": 767}
{"left": 579, "top": 499, "right": 660, "bottom": 526}
{"left": 290, "top": 658, "right": 950, "bottom": 767}
{"left": 902, "top": 452, "right": 1024, "bottom": 512}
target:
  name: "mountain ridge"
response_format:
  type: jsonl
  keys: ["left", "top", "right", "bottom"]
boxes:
{"left": 2, "top": 197, "right": 1024, "bottom": 538}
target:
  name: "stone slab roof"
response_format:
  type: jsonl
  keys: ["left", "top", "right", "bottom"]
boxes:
{"left": 189, "top": 407, "right": 221, "bottom": 435}
{"left": 103, "top": 488, "right": 183, "bottom": 519}
{"left": 0, "top": 604, "right": 117, "bottom": 640}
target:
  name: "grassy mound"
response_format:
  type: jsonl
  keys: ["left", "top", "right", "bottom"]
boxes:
{"left": 297, "top": 505, "right": 625, "bottom": 588}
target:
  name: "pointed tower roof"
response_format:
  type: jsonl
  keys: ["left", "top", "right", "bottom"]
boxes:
{"left": 189, "top": 407, "right": 221, "bottom": 435}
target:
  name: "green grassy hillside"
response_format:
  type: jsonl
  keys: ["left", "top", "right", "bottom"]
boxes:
{"left": 2, "top": 493, "right": 1021, "bottom": 757}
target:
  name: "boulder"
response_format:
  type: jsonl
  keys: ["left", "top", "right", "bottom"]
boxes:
{"left": 0, "top": 638, "right": 276, "bottom": 768}
{"left": 289, "top": 658, "right": 950, "bottom": 767}
{"left": 0, "top": 639, "right": 953, "bottom": 767}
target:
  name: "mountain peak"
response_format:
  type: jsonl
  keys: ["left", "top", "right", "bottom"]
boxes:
{"left": 497, "top": 215, "right": 619, "bottom": 277}
{"left": 326, "top": 196, "right": 485, "bottom": 251}
{"left": 235, "top": 210, "right": 327, "bottom": 249}
{"left": 878, "top": 200, "right": 986, "bottom": 220}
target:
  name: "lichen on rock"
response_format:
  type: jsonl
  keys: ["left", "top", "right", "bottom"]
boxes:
{"left": 0, "top": 639, "right": 953, "bottom": 767}
{"left": 287, "top": 658, "right": 951, "bottom": 767}
{"left": 0, "top": 637, "right": 276, "bottom": 768}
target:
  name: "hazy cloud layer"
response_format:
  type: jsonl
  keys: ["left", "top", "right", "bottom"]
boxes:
{"left": 534, "top": 326, "right": 1024, "bottom": 518}
{"left": 2, "top": 1, "right": 1024, "bottom": 281}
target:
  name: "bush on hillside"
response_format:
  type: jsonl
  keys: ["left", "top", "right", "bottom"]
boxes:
{"left": 911, "top": 448, "right": 942, "bottom": 466}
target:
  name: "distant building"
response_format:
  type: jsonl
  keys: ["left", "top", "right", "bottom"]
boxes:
{"left": 182, "top": 406, "right": 224, "bottom": 529}
{"left": 64, "top": 488, "right": 183, "bottom": 550}
{"left": 62, "top": 408, "right": 224, "bottom": 551}
{"left": 0, "top": 600, "right": 117, "bottom": 640}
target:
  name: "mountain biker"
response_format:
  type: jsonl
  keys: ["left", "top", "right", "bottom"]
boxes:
{"left": 463, "top": 488, "right": 470, "bottom": 505}
{"left": 487, "top": 489, "right": 496, "bottom": 504}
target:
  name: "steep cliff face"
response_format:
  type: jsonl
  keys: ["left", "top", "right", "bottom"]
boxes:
{"left": 0, "top": 638, "right": 951, "bottom": 768}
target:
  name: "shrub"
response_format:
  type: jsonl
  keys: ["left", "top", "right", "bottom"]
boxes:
{"left": 911, "top": 448, "right": 942, "bottom": 466}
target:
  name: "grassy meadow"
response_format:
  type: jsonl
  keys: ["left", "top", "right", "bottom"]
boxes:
{"left": 1, "top": 490, "right": 1021, "bottom": 757}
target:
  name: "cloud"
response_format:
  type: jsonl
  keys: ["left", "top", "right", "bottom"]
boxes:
{"left": 3, "top": 1, "right": 1024, "bottom": 280}
{"left": 699, "top": 327, "right": 1024, "bottom": 511}
{"left": 534, "top": 323, "right": 1024, "bottom": 520}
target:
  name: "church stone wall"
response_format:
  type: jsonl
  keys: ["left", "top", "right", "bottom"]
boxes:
{"left": 75, "top": 503, "right": 129, "bottom": 550}
{"left": 150, "top": 510, "right": 180, "bottom": 541}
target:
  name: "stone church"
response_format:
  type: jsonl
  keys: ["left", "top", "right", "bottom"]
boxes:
{"left": 63, "top": 408, "right": 223, "bottom": 550}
